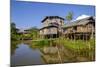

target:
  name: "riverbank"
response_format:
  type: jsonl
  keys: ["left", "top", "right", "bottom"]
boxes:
{"left": 11, "top": 37, "right": 95, "bottom": 65}
{"left": 30, "top": 37, "right": 95, "bottom": 61}
{"left": 59, "top": 38, "right": 95, "bottom": 61}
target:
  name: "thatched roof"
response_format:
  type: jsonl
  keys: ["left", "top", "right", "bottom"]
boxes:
{"left": 17, "top": 29, "right": 30, "bottom": 34}
{"left": 62, "top": 16, "right": 95, "bottom": 28}
{"left": 40, "top": 25, "right": 58, "bottom": 30}
{"left": 42, "top": 16, "right": 64, "bottom": 22}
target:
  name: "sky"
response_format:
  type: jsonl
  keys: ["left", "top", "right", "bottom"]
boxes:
{"left": 11, "top": 0, "right": 95, "bottom": 29}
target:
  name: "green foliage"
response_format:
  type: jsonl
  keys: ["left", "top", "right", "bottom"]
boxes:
{"left": 22, "top": 27, "right": 39, "bottom": 40}
{"left": 58, "top": 38, "right": 95, "bottom": 50}
{"left": 11, "top": 41, "right": 21, "bottom": 55}
{"left": 55, "top": 38, "right": 95, "bottom": 60}
{"left": 11, "top": 22, "right": 21, "bottom": 40}
{"left": 32, "top": 39, "right": 50, "bottom": 47}
{"left": 66, "top": 11, "right": 73, "bottom": 22}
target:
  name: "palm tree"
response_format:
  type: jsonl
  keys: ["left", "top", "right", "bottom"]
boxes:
{"left": 66, "top": 11, "right": 74, "bottom": 40}
{"left": 66, "top": 11, "right": 73, "bottom": 23}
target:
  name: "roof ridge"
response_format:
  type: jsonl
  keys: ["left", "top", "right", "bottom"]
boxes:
{"left": 41, "top": 16, "right": 64, "bottom": 22}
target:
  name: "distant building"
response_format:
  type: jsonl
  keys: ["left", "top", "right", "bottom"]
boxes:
{"left": 17, "top": 29, "right": 30, "bottom": 34}
{"left": 17, "top": 29, "right": 32, "bottom": 40}
{"left": 40, "top": 16, "right": 64, "bottom": 38}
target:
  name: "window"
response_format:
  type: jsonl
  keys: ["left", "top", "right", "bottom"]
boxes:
{"left": 73, "top": 26, "right": 77, "bottom": 30}
{"left": 60, "top": 20, "right": 63, "bottom": 25}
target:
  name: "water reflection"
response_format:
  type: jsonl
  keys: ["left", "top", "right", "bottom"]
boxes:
{"left": 11, "top": 42, "right": 19, "bottom": 55}
{"left": 11, "top": 41, "right": 44, "bottom": 66}
{"left": 11, "top": 41, "right": 90, "bottom": 66}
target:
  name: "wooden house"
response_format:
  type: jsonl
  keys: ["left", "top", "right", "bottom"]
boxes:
{"left": 40, "top": 16, "right": 64, "bottom": 38}
{"left": 62, "top": 16, "right": 95, "bottom": 39}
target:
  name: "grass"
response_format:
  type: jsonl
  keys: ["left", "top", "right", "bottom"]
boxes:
{"left": 54, "top": 37, "right": 95, "bottom": 50}
{"left": 30, "top": 39, "right": 52, "bottom": 48}
{"left": 59, "top": 38, "right": 95, "bottom": 60}
{"left": 30, "top": 37, "right": 95, "bottom": 60}
{"left": 31, "top": 37, "right": 95, "bottom": 51}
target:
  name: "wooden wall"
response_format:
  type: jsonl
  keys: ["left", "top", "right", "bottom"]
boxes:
{"left": 77, "top": 23, "right": 95, "bottom": 33}
{"left": 42, "top": 18, "right": 64, "bottom": 27}
{"left": 40, "top": 27, "right": 58, "bottom": 35}
{"left": 64, "top": 23, "right": 95, "bottom": 34}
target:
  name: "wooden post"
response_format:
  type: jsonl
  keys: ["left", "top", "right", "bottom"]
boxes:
{"left": 74, "top": 33, "right": 76, "bottom": 42}
{"left": 91, "top": 24, "right": 94, "bottom": 39}
{"left": 71, "top": 33, "right": 72, "bottom": 40}
{"left": 56, "top": 44, "right": 62, "bottom": 63}
{"left": 83, "top": 33, "right": 84, "bottom": 41}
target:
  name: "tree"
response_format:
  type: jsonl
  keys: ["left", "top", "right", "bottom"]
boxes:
{"left": 11, "top": 22, "right": 20, "bottom": 40}
{"left": 66, "top": 11, "right": 73, "bottom": 23}
{"left": 29, "top": 27, "right": 39, "bottom": 39}
{"left": 11, "top": 23, "right": 16, "bottom": 33}
{"left": 25, "top": 27, "right": 39, "bottom": 39}
{"left": 11, "top": 22, "right": 19, "bottom": 33}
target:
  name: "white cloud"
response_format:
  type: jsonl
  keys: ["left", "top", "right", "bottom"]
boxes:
{"left": 76, "top": 14, "right": 90, "bottom": 20}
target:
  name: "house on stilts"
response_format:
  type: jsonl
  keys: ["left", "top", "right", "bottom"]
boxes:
{"left": 39, "top": 16, "right": 64, "bottom": 38}
{"left": 62, "top": 16, "right": 95, "bottom": 40}
{"left": 39, "top": 16, "right": 95, "bottom": 40}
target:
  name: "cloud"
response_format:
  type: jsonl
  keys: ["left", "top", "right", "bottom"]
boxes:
{"left": 76, "top": 14, "right": 90, "bottom": 20}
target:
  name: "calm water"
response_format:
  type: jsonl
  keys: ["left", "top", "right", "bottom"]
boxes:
{"left": 11, "top": 41, "right": 90, "bottom": 66}
{"left": 11, "top": 42, "right": 45, "bottom": 66}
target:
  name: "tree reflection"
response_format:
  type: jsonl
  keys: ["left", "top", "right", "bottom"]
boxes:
{"left": 11, "top": 41, "right": 20, "bottom": 55}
